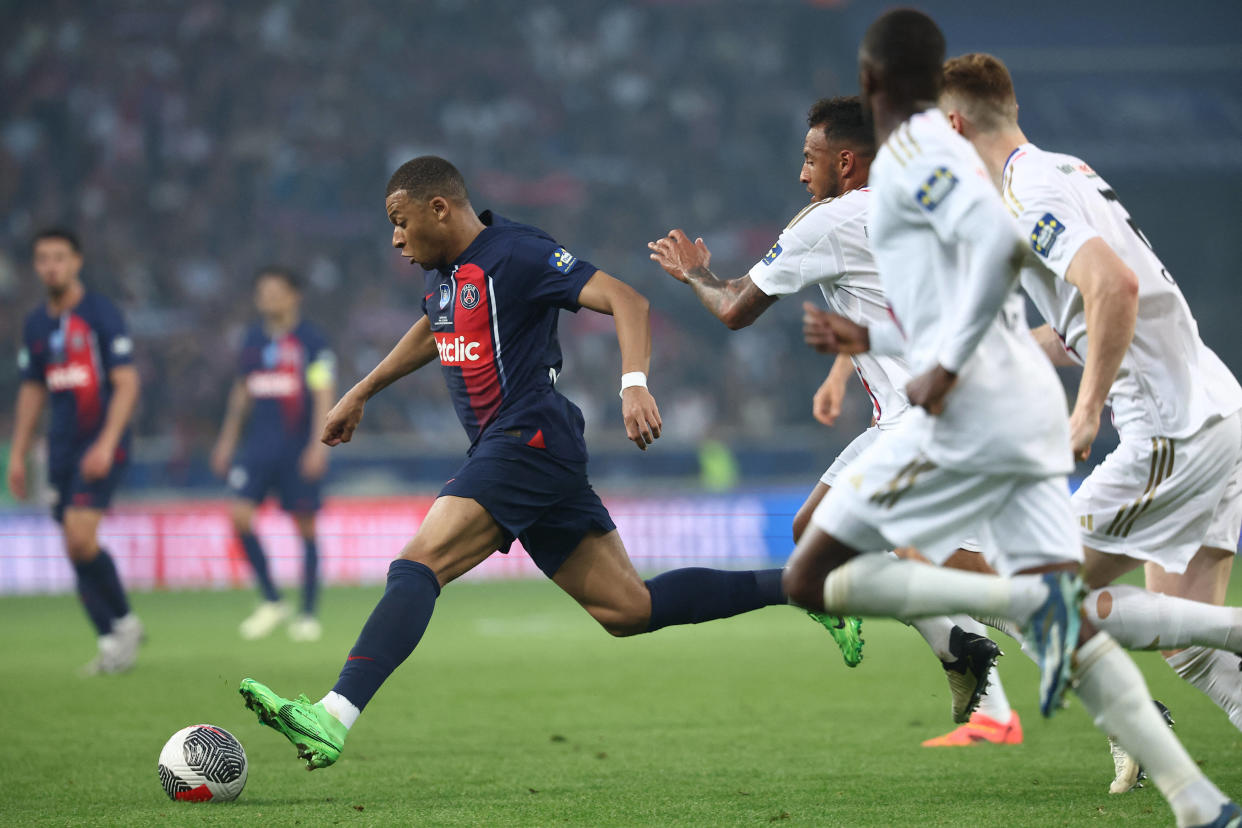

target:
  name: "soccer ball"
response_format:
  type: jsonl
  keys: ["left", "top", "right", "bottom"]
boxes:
{"left": 157, "top": 724, "right": 248, "bottom": 802}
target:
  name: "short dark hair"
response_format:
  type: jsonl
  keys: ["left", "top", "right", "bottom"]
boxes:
{"left": 386, "top": 156, "right": 470, "bottom": 204}
{"left": 807, "top": 96, "right": 875, "bottom": 156}
{"left": 32, "top": 227, "right": 82, "bottom": 255}
{"left": 861, "top": 8, "right": 946, "bottom": 104}
{"left": 942, "top": 53, "right": 1019, "bottom": 131}
{"left": 254, "top": 265, "right": 302, "bottom": 291}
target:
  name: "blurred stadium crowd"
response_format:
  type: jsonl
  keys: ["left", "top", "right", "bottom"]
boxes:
{"left": 3, "top": 0, "right": 1240, "bottom": 490}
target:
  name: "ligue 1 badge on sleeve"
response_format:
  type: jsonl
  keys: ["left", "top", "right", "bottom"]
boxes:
{"left": 439, "top": 283, "right": 452, "bottom": 310}
{"left": 549, "top": 248, "right": 578, "bottom": 273}
{"left": 459, "top": 283, "right": 480, "bottom": 310}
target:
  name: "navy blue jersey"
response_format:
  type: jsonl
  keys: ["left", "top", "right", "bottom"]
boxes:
{"left": 19, "top": 291, "right": 134, "bottom": 470}
{"left": 423, "top": 211, "right": 597, "bottom": 462}
{"left": 237, "top": 320, "right": 334, "bottom": 456}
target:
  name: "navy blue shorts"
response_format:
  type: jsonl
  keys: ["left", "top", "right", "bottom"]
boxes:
{"left": 49, "top": 451, "right": 129, "bottom": 524}
{"left": 229, "top": 451, "right": 322, "bottom": 513}
{"left": 440, "top": 435, "right": 615, "bottom": 578}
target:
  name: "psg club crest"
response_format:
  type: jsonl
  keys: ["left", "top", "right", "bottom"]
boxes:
{"left": 459, "top": 283, "right": 481, "bottom": 310}
{"left": 438, "top": 283, "right": 452, "bottom": 310}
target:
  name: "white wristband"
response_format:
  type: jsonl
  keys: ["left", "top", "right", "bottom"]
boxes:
{"left": 619, "top": 371, "right": 647, "bottom": 397}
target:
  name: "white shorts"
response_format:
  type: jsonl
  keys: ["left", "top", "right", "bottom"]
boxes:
{"left": 1074, "top": 410, "right": 1242, "bottom": 573}
{"left": 811, "top": 423, "right": 1080, "bottom": 578}
{"left": 820, "top": 427, "right": 882, "bottom": 487}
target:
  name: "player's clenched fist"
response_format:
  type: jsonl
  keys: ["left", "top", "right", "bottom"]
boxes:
{"left": 647, "top": 229, "right": 711, "bottom": 283}
{"left": 621, "top": 386, "right": 662, "bottom": 451}
{"left": 802, "top": 303, "right": 870, "bottom": 355}
{"left": 322, "top": 391, "right": 366, "bottom": 446}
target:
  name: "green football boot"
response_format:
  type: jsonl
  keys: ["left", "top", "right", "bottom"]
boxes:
{"left": 807, "top": 611, "right": 865, "bottom": 667}
{"left": 239, "top": 678, "right": 347, "bottom": 770}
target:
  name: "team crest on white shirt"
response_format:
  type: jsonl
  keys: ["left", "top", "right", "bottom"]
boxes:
{"left": 916, "top": 167, "right": 958, "bottom": 212}
{"left": 1030, "top": 213, "right": 1066, "bottom": 257}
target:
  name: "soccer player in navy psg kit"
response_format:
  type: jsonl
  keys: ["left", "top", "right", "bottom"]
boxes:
{"left": 238, "top": 156, "right": 817, "bottom": 769}
{"left": 211, "top": 268, "right": 335, "bottom": 642}
{"left": 7, "top": 228, "right": 144, "bottom": 674}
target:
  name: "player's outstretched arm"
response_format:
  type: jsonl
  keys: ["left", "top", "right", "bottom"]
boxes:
{"left": 7, "top": 381, "right": 46, "bottom": 499}
{"left": 648, "top": 229, "right": 777, "bottom": 330}
{"left": 322, "top": 316, "right": 437, "bottom": 446}
{"left": 80, "top": 365, "right": 139, "bottom": 481}
{"left": 576, "top": 271, "right": 662, "bottom": 451}
{"left": 211, "top": 380, "right": 252, "bottom": 477}
{"left": 1062, "top": 238, "right": 1139, "bottom": 460}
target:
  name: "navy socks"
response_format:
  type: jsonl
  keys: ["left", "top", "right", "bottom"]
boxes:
{"left": 644, "top": 567, "right": 786, "bottom": 633}
{"left": 332, "top": 559, "right": 441, "bottom": 712}
{"left": 90, "top": 549, "right": 130, "bottom": 618}
{"left": 240, "top": 532, "right": 280, "bottom": 602}
{"left": 302, "top": 537, "right": 319, "bottom": 615}
{"left": 73, "top": 558, "right": 114, "bottom": 635}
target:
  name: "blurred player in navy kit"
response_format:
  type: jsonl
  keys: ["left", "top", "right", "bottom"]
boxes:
{"left": 211, "top": 267, "right": 335, "bottom": 642}
{"left": 8, "top": 228, "right": 144, "bottom": 675}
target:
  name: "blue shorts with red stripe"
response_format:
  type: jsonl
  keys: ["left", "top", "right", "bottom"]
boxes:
{"left": 229, "top": 449, "right": 322, "bottom": 514}
{"left": 49, "top": 449, "right": 129, "bottom": 524}
{"left": 440, "top": 432, "right": 615, "bottom": 578}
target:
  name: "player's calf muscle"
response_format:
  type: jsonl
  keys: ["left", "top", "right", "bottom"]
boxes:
{"left": 397, "top": 497, "right": 503, "bottom": 585}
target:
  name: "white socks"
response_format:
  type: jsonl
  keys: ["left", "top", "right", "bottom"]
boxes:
{"left": 909, "top": 615, "right": 957, "bottom": 661}
{"left": 1074, "top": 633, "right": 1228, "bottom": 826}
{"left": 822, "top": 554, "right": 1048, "bottom": 624}
{"left": 1166, "top": 646, "right": 1242, "bottom": 732}
{"left": 320, "top": 691, "right": 361, "bottom": 730}
{"left": 1085, "top": 585, "right": 1242, "bottom": 651}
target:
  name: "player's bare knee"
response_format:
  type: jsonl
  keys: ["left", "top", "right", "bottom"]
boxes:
{"left": 62, "top": 526, "right": 97, "bottom": 563}
{"left": 229, "top": 502, "right": 254, "bottom": 534}
{"left": 782, "top": 563, "right": 824, "bottom": 612}
{"left": 593, "top": 606, "right": 648, "bottom": 637}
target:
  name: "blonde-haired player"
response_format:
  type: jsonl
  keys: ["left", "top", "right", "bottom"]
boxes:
{"left": 940, "top": 51, "right": 1242, "bottom": 793}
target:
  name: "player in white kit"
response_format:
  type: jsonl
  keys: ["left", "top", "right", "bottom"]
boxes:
{"left": 939, "top": 52, "right": 1242, "bottom": 792}
{"left": 648, "top": 96, "right": 1014, "bottom": 733}
{"left": 784, "top": 11, "right": 1239, "bottom": 827}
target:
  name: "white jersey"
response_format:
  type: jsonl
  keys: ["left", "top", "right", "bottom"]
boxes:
{"left": 1005, "top": 143, "right": 1242, "bottom": 440}
{"left": 748, "top": 188, "right": 911, "bottom": 428}
{"left": 868, "top": 109, "right": 1071, "bottom": 476}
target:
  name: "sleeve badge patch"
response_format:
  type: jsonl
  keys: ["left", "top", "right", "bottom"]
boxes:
{"left": 17, "top": 347, "right": 29, "bottom": 371}
{"left": 916, "top": 167, "right": 958, "bottom": 211}
{"left": 1030, "top": 213, "right": 1066, "bottom": 257}
{"left": 549, "top": 248, "right": 578, "bottom": 272}
{"left": 761, "top": 242, "right": 783, "bottom": 265}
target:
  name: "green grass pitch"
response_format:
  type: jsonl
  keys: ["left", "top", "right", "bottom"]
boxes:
{"left": 2, "top": 577, "right": 1240, "bottom": 826}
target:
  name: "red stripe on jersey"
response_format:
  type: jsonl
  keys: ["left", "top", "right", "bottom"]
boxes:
{"left": 855, "top": 367, "right": 882, "bottom": 423}
{"left": 62, "top": 314, "right": 104, "bottom": 432}
{"left": 436, "top": 264, "right": 503, "bottom": 431}
{"left": 276, "top": 333, "right": 307, "bottom": 431}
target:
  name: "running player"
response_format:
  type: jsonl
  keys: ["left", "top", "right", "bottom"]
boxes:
{"left": 237, "top": 156, "right": 818, "bottom": 770}
{"left": 7, "top": 228, "right": 143, "bottom": 674}
{"left": 786, "top": 11, "right": 1238, "bottom": 826}
{"left": 211, "top": 267, "right": 335, "bottom": 642}
{"left": 939, "top": 51, "right": 1242, "bottom": 790}
{"left": 648, "top": 97, "right": 1013, "bottom": 722}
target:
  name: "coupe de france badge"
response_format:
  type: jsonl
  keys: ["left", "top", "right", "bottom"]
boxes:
{"left": 1030, "top": 213, "right": 1065, "bottom": 257}
{"left": 439, "top": 283, "right": 452, "bottom": 309}
{"left": 459, "top": 283, "right": 480, "bottom": 310}
{"left": 549, "top": 248, "right": 578, "bottom": 273}
{"left": 761, "top": 242, "right": 782, "bottom": 265}
{"left": 916, "top": 167, "right": 958, "bottom": 212}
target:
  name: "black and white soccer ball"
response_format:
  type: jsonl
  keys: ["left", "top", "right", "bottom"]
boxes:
{"left": 157, "top": 724, "right": 248, "bottom": 802}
